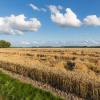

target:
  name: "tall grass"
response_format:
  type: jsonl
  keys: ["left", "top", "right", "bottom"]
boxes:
{"left": 0, "top": 61, "right": 99, "bottom": 100}
{"left": 0, "top": 71, "right": 62, "bottom": 100}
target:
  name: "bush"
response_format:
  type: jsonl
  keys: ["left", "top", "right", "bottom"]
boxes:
{"left": 0, "top": 40, "right": 11, "bottom": 48}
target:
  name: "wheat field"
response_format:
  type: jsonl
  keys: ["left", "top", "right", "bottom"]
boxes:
{"left": 0, "top": 48, "right": 100, "bottom": 100}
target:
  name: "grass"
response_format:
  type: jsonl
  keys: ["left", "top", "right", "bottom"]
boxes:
{"left": 0, "top": 71, "right": 63, "bottom": 100}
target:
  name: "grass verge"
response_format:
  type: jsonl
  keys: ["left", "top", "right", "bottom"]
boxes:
{"left": 0, "top": 71, "right": 63, "bottom": 100}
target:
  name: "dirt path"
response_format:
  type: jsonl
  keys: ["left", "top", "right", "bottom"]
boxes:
{"left": 0, "top": 68, "right": 84, "bottom": 100}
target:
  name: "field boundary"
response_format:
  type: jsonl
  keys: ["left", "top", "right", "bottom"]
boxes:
{"left": 0, "top": 67, "right": 84, "bottom": 100}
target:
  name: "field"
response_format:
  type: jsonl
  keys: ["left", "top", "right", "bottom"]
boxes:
{"left": 0, "top": 70, "right": 62, "bottom": 100}
{"left": 0, "top": 48, "right": 100, "bottom": 100}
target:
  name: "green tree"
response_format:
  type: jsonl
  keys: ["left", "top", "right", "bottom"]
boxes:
{"left": 0, "top": 40, "right": 11, "bottom": 48}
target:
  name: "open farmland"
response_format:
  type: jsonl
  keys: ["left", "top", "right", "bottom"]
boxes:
{"left": 0, "top": 48, "right": 100, "bottom": 100}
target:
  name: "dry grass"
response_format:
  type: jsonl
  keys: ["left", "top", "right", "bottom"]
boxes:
{"left": 0, "top": 48, "right": 100, "bottom": 100}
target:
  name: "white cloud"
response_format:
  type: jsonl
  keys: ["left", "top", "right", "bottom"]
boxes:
{"left": 21, "top": 41, "right": 31, "bottom": 45}
{"left": 29, "top": 4, "right": 47, "bottom": 12}
{"left": 84, "top": 15, "right": 100, "bottom": 26}
{"left": 49, "top": 6, "right": 81, "bottom": 27}
{"left": 0, "top": 14, "right": 41, "bottom": 35}
{"left": 80, "top": 40, "right": 100, "bottom": 46}
{"left": 13, "top": 40, "right": 100, "bottom": 47}
{"left": 48, "top": 5, "right": 62, "bottom": 13}
{"left": 29, "top": 4, "right": 40, "bottom": 11}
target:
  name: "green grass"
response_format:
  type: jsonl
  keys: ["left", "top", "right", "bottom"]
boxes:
{"left": 0, "top": 71, "right": 63, "bottom": 100}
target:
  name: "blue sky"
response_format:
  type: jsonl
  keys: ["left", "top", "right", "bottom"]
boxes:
{"left": 0, "top": 0, "right": 100, "bottom": 46}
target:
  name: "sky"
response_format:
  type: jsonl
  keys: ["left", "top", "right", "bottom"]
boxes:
{"left": 0, "top": 0, "right": 100, "bottom": 46}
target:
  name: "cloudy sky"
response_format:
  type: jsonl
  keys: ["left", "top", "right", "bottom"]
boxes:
{"left": 0, "top": 0, "right": 100, "bottom": 46}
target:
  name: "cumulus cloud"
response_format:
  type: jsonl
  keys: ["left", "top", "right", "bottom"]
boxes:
{"left": 48, "top": 5, "right": 63, "bottom": 13}
{"left": 29, "top": 3, "right": 47, "bottom": 12}
{"left": 49, "top": 5, "right": 81, "bottom": 27}
{"left": 0, "top": 14, "right": 41, "bottom": 35}
{"left": 84, "top": 15, "right": 100, "bottom": 26}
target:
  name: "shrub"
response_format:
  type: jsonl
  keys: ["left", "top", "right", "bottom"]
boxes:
{"left": 0, "top": 40, "right": 11, "bottom": 48}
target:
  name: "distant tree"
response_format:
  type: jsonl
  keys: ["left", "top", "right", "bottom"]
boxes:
{"left": 0, "top": 40, "right": 11, "bottom": 48}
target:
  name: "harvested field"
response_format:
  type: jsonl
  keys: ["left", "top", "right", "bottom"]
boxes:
{"left": 0, "top": 48, "right": 100, "bottom": 100}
